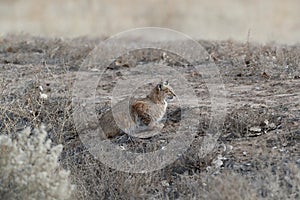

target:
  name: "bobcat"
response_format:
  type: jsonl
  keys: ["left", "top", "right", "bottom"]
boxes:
{"left": 99, "top": 81, "right": 176, "bottom": 139}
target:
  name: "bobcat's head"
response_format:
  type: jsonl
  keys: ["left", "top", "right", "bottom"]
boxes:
{"left": 150, "top": 81, "right": 176, "bottom": 103}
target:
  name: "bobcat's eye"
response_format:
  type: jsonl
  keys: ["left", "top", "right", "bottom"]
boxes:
{"left": 167, "top": 95, "right": 174, "bottom": 100}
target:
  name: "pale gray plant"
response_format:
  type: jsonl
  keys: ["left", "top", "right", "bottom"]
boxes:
{"left": 0, "top": 125, "right": 74, "bottom": 200}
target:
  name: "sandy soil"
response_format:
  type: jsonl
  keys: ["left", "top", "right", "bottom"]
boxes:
{"left": 0, "top": 35, "right": 299, "bottom": 199}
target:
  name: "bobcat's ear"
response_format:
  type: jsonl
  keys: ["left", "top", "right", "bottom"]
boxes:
{"left": 157, "top": 83, "right": 162, "bottom": 91}
{"left": 164, "top": 80, "right": 169, "bottom": 85}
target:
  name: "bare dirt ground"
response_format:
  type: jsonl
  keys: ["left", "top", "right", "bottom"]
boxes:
{"left": 0, "top": 34, "right": 299, "bottom": 199}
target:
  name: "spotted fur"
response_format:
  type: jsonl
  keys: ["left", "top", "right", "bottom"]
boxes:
{"left": 99, "top": 81, "right": 176, "bottom": 138}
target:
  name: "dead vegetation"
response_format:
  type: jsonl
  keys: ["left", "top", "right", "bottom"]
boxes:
{"left": 0, "top": 34, "right": 299, "bottom": 199}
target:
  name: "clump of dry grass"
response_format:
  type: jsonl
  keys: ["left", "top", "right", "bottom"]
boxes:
{"left": 252, "top": 160, "right": 300, "bottom": 199}
{"left": 0, "top": 125, "right": 74, "bottom": 200}
{"left": 174, "top": 159, "right": 300, "bottom": 200}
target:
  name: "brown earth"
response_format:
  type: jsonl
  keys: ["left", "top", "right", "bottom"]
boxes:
{"left": 0, "top": 34, "right": 299, "bottom": 199}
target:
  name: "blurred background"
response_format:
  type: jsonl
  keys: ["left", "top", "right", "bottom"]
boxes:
{"left": 0, "top": 0, "right": 299, "bottom": 44}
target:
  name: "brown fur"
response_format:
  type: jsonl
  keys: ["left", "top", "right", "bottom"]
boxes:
{"left": 99, "top": 81, "right": 176, "bottom": 138}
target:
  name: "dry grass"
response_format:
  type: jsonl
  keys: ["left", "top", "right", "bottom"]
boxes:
{"left": 0, "top": 35, "right": 299, "bottom": 199}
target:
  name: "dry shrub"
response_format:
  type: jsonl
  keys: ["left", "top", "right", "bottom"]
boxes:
{"left": 203, "top": 172, "right": 256, "bottom": 200}
{"left": 0, "top": 125, "right": 74, "bottom": 200}
{"left": 253, "top": 161, "right": 300, "bottom": 200}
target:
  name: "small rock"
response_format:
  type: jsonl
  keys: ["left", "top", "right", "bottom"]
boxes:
{"left": 268, "top": 123, "right": 276, "bottom": 130}
{"left": 250, "top": 126, "right": 262, "bottom": 132}
{"left": 90, "top": 68, "right": 100, "bottom": 72}
{"left": 161, "top": 180, "right": 169, "bottom": 187}
{"left": 212, "top": 155, "right": 226, "bottom": 168}
{"left": 119, "top": 146, "right": 126, "bottom": 151}
{"left": 264, "top": 119, "right": 269, "bottom": 126}
{"left": 39, "top": 93, "right": 48, "bottom": 99}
